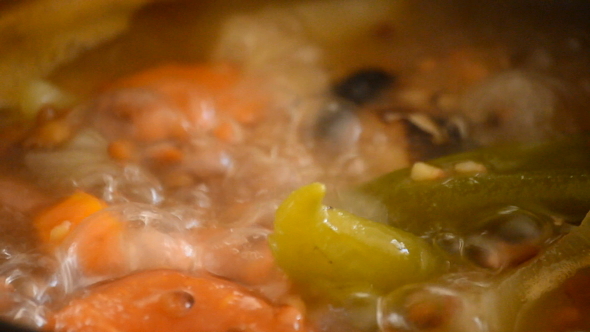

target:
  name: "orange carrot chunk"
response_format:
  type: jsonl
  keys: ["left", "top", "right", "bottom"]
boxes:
{"left": 34, "top": 192, "right": 126, "bottom": 277}
{"left": 64, "top": 210, "right": 125, "bottom": 277}
{"left": 107, "top": 63, "right": 241, "bottom": 93}
{"left": 105, "top": 63, "right": 270, "bottom": 140}
{"left": 51, "top": 269, "right": 308, "bottom": 332}
{"left": 34, "top": 191, "right": 107, "bottom": 248}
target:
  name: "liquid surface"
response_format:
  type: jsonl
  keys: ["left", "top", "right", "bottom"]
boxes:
{"left": 0, "top": 1, "right": 590, "bottom": 331}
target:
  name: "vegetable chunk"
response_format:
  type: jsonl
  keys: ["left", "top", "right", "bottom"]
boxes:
{"left": 96, "top": 63, "right": 270, "bottom": 143}
{"left": 34, "top": 191, "right": 107, "bottom": 248}
{"left": 269, "top": 183, "right": 445, "bottom": 303}
{"left": 51, "top": 269, "right": 308, "bottom": 332}
{"left": 360, "top": 135, "right": 590, "bottom": 235}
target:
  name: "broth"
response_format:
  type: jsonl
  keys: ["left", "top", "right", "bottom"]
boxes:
{"left": 0, "top": 0, "right": 590, "bottom": 331}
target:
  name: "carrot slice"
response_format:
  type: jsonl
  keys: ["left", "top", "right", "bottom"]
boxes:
{"left": 33, "top": 191, "right": 126, "bottom": 277}
{"left": 106, "top": 63, "right": 270, "bottom": 134}
{"left": 107, "top": 63, "right": 241, "bottom": 93}
{"left": 51, "top": 269, "right": 307, "bottom": 332}
{"left": 64, "top": 210, "right": 125, "bottom": 277}
{"left": 34, "top": 191, "right": 107, "bottom": 248}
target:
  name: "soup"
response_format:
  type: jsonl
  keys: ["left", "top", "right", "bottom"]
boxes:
{"left": 1, "top": 0, "right": 590, "bottom": 331}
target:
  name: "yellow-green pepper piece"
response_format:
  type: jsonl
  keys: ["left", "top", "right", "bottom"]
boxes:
{"left": 269, "top": 183, "right": 445, "bottom": 303}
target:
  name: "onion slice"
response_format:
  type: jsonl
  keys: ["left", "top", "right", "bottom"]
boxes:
{"left": 25, "top": 129, "right": 163, "bottom": 204}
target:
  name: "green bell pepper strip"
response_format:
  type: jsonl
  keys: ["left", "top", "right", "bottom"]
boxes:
{"left": 269, "top": 183, "right": 445, "bottom": 303}
{"left": 359, "top": 135, "right": 590, "bottom": 235}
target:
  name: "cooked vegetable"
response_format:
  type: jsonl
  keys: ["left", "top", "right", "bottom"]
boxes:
{"left": 96, "top": 63, "right": 270, "bottom": 143}
{"left": 18, "top": 80, "right": 75, "bottom": 119}
{"left": 56, "top": 202, "right": 215, "bottom": 284}
{"left": 0, "top": 0, "right": 156, "bottom": 107}
{"left": 33, "top": 191, "right": 107, "bottom": 249}
{"left": 32, "top": 191, "right": 129, "bottom": 277}
{"left": 51, "top": 269, "right": 308, "bottom": 332}
{"left": 200, "top": 227, "right": 279, "bottom": 286}
{"left": 269, "top": 183, "right": 445, "bottom": 303}
{"left": 358, "top": 135, "right": 590, "bottom": 235}
{"left": 60, "top": 208, "right": 125, "bottom": 277}
{"left": 25, "top": 129, "right": 164, "bottom": 204}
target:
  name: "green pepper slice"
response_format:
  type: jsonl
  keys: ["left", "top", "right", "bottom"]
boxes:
{"left": 359, "top": 135, "right": 590, "bottom": 235}
{"left": 269, "top": 183, "right": 445, "bottom": 303}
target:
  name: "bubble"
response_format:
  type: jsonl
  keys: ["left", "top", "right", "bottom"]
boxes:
{"left": 201, "top": 227, "right": 274, "bottom": 285}
{"left": 462, "top": 207, "right": 554, "bottom": 270}
{"left": 55, "top": 203, "right": 201, "bottom": 290}
{"left": 159, "top": 290, "right": 195, "bottom": 317}
{"left": 433, "top": 232, "right": 463, "bottom": 255}
{"left": 0, "top": 251, "right": 58, "bottom": 329}
{"left": 378, "top": 284, "right": 463, "bottom": 332}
